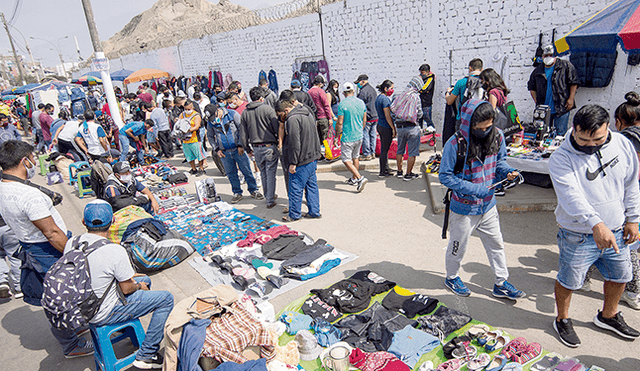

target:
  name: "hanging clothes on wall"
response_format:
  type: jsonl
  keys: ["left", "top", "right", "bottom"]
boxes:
{"left": 268, "top": 69, "right": 278, "bottom": 94}
{"left": 259, "top": 70, "right": 267, "bottom": 85}
{"left": 224, "top": 74, "right": 234, "bottom": 90}
{"left": 318, "top": 60, "right": 330, "bottom": 83}
{"left": 216, "top": 71, "right": 224, "bottom": 89}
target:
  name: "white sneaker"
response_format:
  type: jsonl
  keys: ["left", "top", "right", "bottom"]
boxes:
{"left": 425, "top": 126, "right": 437, "bottom": 134}
{"left": 621, "top": 291, "right": 640, "bottom": 310}
{"left": 356, "top": 177, "right": 368, "bottom": 193}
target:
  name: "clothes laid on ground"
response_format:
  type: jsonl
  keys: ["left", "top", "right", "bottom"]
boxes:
{"left": 301, "top": 295, "right": 342, "bottom": 322}
{"left": 237, "top": 225, "right": 298, "bottom": 247}
{"left": 280, "top": 239, "right": 330, "bottom": 269}
{"left": 261, "top": 235, "right": 308, "bottom": 260}
{"left": 177, "top": 318, "right": 211, "bottom": 371}
{"left": 202, "top": 301, "right": 275, "bottom": 363}
{"left": 334, "top": 302, "right": 417, "bottom": 352}
{"left": 283, "top": 250, "right": 348, "bottom": 279}
{"left": 415, "top": 305, "right": 472, "bottom": 338}
{"left": 312, "top": 317, "right": 341, "bottom": 347}
{"left": 280, "top": 311, "right": 313, "bottom": 335}
{"left": 381, "top": 287, "right": 439, "bottom": 318}
{"left": 216, "top": 359, "right": 269, "bottom": 371}
{"left": 350, "top": 348, "right": 411, "bottom": 371}
{"left": 387, "top": 325, "right": 440, "bottom": 368}
{"left": 310, "top": 271, "right": 396, "bottom": 313}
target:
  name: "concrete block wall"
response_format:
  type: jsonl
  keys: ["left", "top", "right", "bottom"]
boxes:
{"left": 85, "top": 0, "right": 635, "bottom": 128}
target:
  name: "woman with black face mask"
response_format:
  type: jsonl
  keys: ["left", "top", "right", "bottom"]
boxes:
{"left": 439, "top": 100, "right": 524, "bottom": 301}
{"left": 326, "top": 79, "right": 341, "bottom": 118}
{"left": 479, "top": 68, "right": 510, "bottom": 110}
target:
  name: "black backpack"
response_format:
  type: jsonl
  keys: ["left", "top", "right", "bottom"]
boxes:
{"left": 461, "top": 75, "right": 484, "bottom": 105}
{"left": 41, "top": 236, "right": 122, "bottom": 330}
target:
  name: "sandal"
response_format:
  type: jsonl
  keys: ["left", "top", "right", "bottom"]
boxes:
{"left": 436, "top": 359, "right": 464, "bottom": 371}
{"left": 486, "top": 334, "right": 510, "bottom": 352}
{"left": 478, "top": 330, "right": 502, "bottom": 346}
{"left": 467, "top": 324, "right": 490, "bottom": 338}
{"left": 466, "top": 353, "right": 491, "bottom": 370}
{"left": 451, "top": 341, "right": 477, "bottom": 360}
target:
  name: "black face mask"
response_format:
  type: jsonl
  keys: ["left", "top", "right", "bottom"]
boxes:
{"left": 472, "top": 126, "right": 493, "bottom": 139}
{"left": 570, "top": 132, "right": 610, "bottom": 155}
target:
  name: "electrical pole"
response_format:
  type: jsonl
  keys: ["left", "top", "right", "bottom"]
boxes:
{"left": 1, "top": 12, "right": 26, "bottom": 85}
{"left": 80, "top": 0, "right": 124, "bottom": 129}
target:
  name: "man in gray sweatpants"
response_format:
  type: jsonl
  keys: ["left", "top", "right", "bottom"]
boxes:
{"left": 0, "top": 224, "right": 22, "bottom": 298}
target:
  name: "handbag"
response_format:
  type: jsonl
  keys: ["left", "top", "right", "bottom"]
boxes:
{"left": 494, "top": 101, "right": 522, "bottom": 138}
{"left": 323, "top": 125, "right": 341, "bottom": 160}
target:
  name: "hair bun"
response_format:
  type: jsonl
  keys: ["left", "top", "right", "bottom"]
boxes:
{"left": 625, "top": 91, "right": 640, "bottom": 106}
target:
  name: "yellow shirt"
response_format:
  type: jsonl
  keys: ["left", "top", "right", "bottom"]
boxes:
{"left": 180, "top": 111, "right": 200, "bottom": 144}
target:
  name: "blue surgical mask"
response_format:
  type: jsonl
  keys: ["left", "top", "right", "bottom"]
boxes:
{"left": 357, "top": 83, "right": 363, "bottom": 89}
{"left": 218, "top": 102, "right": 226, "bottom": 107}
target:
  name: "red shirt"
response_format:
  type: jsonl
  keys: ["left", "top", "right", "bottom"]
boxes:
{"left": 40, "top": 112, "right": 54, "bottom": 141}
{"left": 138, "top": 92, "right": 153, "bottom": 104}
{"left": 233, "top": 101, "right": 248, "bottom": 116}
{"left": 308, "top": 86, "right": 332, "bottom": 119}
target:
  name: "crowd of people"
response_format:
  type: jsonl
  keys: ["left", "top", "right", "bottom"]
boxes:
{"left": 0, "top": 42, "right": 639, "bottom": 369}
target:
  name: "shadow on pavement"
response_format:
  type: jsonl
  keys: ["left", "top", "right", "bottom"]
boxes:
{"left": 2, "top": 305, "right": 93, "bottom": 371}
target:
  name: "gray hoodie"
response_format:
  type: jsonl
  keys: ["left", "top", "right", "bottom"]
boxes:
{"left": 549, "top": 128, "right": 640, "bottom": 234}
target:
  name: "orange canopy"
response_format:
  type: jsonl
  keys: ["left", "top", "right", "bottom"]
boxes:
{"left": 123, "top": 68, "right": 170, "bottom": 85}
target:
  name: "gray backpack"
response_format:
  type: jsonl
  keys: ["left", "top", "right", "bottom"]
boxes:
{"left": 41, "top": 236, "right": 118, "bottom": 330}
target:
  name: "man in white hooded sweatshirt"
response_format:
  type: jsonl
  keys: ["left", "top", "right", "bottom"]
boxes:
{"left": 549, "top": 105, "right": 640, "bottom": 348}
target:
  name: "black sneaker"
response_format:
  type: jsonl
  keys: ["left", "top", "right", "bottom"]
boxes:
{"left": 554, "top": 318, "right": 581, "bottom": 348}
{"left": 494, "top": 188, "right": 506, "bottom": 197}
{"left": 133, "top": 353, "right": 164, "bottom": 369}
{"left": 593, "top": 311, "right": 640, "bottom": 339}
{"left": 64, "top": 337, "right": 94, "bottom": 359}
{"left": 378, "top": 171, "right": 393, "bottom": 178}
{"left": 396, "top": 170, "right": 404, "bottom": 178}
{"left": 403, "top": 172, "right": 420, "bottom": 181}
{"left": 189, "top": 169, "right": 198, "bottom": 175}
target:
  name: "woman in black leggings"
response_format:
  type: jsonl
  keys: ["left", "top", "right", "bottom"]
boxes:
{"left": 374, "top": 80, "right": 396, "bottom": 177}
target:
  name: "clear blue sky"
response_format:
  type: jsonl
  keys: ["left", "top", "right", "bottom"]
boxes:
{"left": 0, "top": 0, "right": 280, "bottom": 68}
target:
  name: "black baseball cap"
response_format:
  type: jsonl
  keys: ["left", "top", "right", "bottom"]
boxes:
{"left": 354, "top": 74, "right": 368, "bottom": 84}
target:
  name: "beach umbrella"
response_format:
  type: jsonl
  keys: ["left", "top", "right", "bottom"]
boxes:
{"left": 81, "top": 71, "right": 102, "bottom": 79}
{"left": 123, "top": 68, "right": 169, "bottom": 85}
{"left": 110, "top": 69, "right": 134, "bottom": 81}
{"left": 556, "top": 0, "right": 640, "bottom": 55}
{"left": 1, "top": 88, "right": 15, "bottom": 96}
{"left": 2, "top": 95, "right": 17, "bottom": 101}
{"left": 72, "top": 75, "right": 102, "bottom": 86}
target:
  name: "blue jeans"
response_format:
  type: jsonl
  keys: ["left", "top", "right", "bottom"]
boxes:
{"left": 254, "top": 145, "right": 279, "bottom": 205}
{"left": 220, "top": 149, "right": 258, "bottom": 195}
{"left": 552, "top": 111, "right": 571, "bottom": 136}
{"left": 557, "top": 228, "right": 631, "bottom": 290}
{"left": 362, "top": 120, "right": 377, "bottom": 157}
{"left": 289, "top": 160, "right": 320, "bottom": 219}
{"left": 420, "top": 105, "right": 433, "bottom": 128}
{"left": 96, "top": 276, "right": 174, "bottom": 361}
{"left": 119, "top": 135, "right": 144, "bottom": 164}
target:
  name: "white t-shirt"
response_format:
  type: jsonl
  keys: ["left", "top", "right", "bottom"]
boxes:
{"left": 57, "top": 120, "right": 80, "bottom": 142}
{"left": 0, "top": 181, "right": 67, "bottom": 243}
{"left": 63, "top": 233, "right": 135, "bottom": 323}
{"left": 76, "top": 120, "right": 107, "bottom": 156}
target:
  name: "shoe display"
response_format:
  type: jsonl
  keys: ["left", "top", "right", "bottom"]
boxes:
{"left": 64, "top": 338, "right": 94, "bottom": 359}
{"left": 553, "top": 318, "right": 581, "bottom": 348}
{"left": 501, "top": 337, "right": 527, "bottom": 359}
{"left": 444, "top": 277, "right": 471, "bottom": 297}
{"left": 593, "top": 310, "right": 640, "bottom": 339}
{"left": 467, "top": 324, "right": 490, "bottom": 338}
{"left": 132, "top": 353, "right": 164, "bottom": 369}
{"left": 231, "top": 194, "right": 243, "bottom": 204}
{"left": 478, "top": 330, "right": 501, "bottom": 346}
{"left": 511, "top": 341, "right": 541, "bottom": 364}
{"left": 485, "top": 354, "right": 509, "bottom": 371}
{"left": 467, "top": 353, "right": 491, "bottom": 370}
{"left": 620, "top": 290, "right": 640, "bottom": 310}
{"left": 492, "top": 281, "right": 526, "bottom": 300}
{"left": 485, "top": 334, "right": 510, "bottom": 352}
{"left": 356, "top": 177, "right": 368, "bottom": 193}
{"left": 435, "top": 358, "right": 464, "bottom": 371}
{"left": 251, "top": 192, "right": 264, "bottom": 200}
{"left": 451, "top": 342, "right": 477, "bottom": 360}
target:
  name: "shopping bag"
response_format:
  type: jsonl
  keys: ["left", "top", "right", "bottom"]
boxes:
{"left": 323, "top": 126, "right": 341, "bottom": 160}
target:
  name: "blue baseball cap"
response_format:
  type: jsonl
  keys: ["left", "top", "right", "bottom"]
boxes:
{"left": 84, "top": 200, "right": 113, "bottom": 228}
{"left": 290, "top": 79, "right": 301, "bottom": 88}
{"left": 95, "top": 110, "right": 103, "bottom": 117}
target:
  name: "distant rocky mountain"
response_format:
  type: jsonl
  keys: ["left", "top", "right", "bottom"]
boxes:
{"left": 102, "top": 0, "right": 254, "bottom": 58}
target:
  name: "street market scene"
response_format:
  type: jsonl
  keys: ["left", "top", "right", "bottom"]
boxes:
{"left": 0, "top": 0, "right": 639, "bottom": 370}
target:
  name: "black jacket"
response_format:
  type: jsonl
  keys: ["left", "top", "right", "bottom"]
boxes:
{"left": 283, "top": 105, "right": 321, "bottom": 167}
{"left": 239, "top": 101, "right": 279, "bottom": 149}
{"left": 293, "top": 90, "right": 318, "bottom": 118}
{"left": 419, "top": 73, "right": 436, "bottom": 107}
{"left": 527, "top": 58, "right": 579, "bottom": 117}
{"left": 357, "top": 83, "right": 378, "bottom": 121}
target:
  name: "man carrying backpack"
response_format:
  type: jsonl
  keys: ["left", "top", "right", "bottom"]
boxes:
{"left": 0, "top": 140, "right": 94, "bottom": 358}
{"left": 446, "top": 58, "right": 485, "bottom": 131}
{"left": 439, "top": 100, "right": 525, "bottom": 301}
{"left": 62, "top": 200, "right": 173, "bottom": 368}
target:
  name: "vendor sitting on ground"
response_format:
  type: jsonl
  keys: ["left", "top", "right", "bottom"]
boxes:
{"left": 103, "top": 161, "right": 159, "bottom": 214}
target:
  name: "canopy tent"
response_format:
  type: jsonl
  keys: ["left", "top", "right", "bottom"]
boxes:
{"left": 81, "top": 71, "right": 102, "bottom": 79}
{"left": 72, "top": 75, "right": 102, "bottom": 86}
{"left": 2, "top": 95, "right": 17, "bottom": 101}
{"left": 123, "top": 68, "right": 169, "bottom": 85}
{"left": 110, "top": 69, "right": 134, "bottom": 81}
{"left": 1, "top": 88, "right": 15, "bottom": 96}
{"left": 28, "top": 80, "right": 74, "bottom": 92}
{"left": 556, "top": 0, "right": 640, "bottom": 54}
{"left": 12, "top": 83, "right": 40, "bottom": 94}
{"left": 554, "top": 0, "right": 640, "bottom": 88}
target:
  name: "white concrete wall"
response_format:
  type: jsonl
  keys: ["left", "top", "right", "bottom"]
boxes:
{"left": 82, "top": 0, "right": 634, "bottom": 128}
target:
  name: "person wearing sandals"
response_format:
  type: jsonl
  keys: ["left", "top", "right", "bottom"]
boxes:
{"left": 549, "top": 105, "right": 640, "bottom": 348}
{"left": 275, "top": 99, "right": 321, "bottom": 222}
{"left": 439, "top": 100, "right": 525, "bottom": 300}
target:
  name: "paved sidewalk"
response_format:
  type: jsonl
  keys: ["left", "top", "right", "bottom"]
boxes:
{"left": 1, "top": 146, "right": 638, "bottom": 370}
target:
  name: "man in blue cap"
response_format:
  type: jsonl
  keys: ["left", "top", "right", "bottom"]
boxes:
{"left": 72, "top": 200, "right": 174, "bottom": 369}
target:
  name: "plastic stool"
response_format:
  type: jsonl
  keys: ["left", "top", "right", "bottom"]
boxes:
{"left": 68, "top": 161, "right": 90, "bottom": 185}
{"left": 89, "top": 319, "right": 146, "bottom": 371}
{"left": 77, "top": 170, "right": 94, "bottom": 198}
{"left": 38, "top": 154, "right": 49, "bottom": 176}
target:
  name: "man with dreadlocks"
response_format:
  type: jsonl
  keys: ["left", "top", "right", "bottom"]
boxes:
{"left": 439, "top": 100, "right": 526, "bottom": 300}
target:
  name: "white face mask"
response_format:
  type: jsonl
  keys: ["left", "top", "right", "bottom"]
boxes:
{"left": 543, "top": 56, "right": 555, "bottom": 66}
{"left": 228, "top": 103, "right": 237, "bottom": 109}
{"left": 24, "top": 158, "right": 36, "bottom": 179}
{"left": 184, "top": 109, "right": 194, "bottom": 115}
{"left": 119, "top": 174, "right": 131, "bottom": 183}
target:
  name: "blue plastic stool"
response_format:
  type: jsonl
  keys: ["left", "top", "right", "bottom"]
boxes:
{"left": 69, "top": 161, "right": 90, "bottom": 185}
{"left": 89, "top": 319, "right": 146, "bottom": 371}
